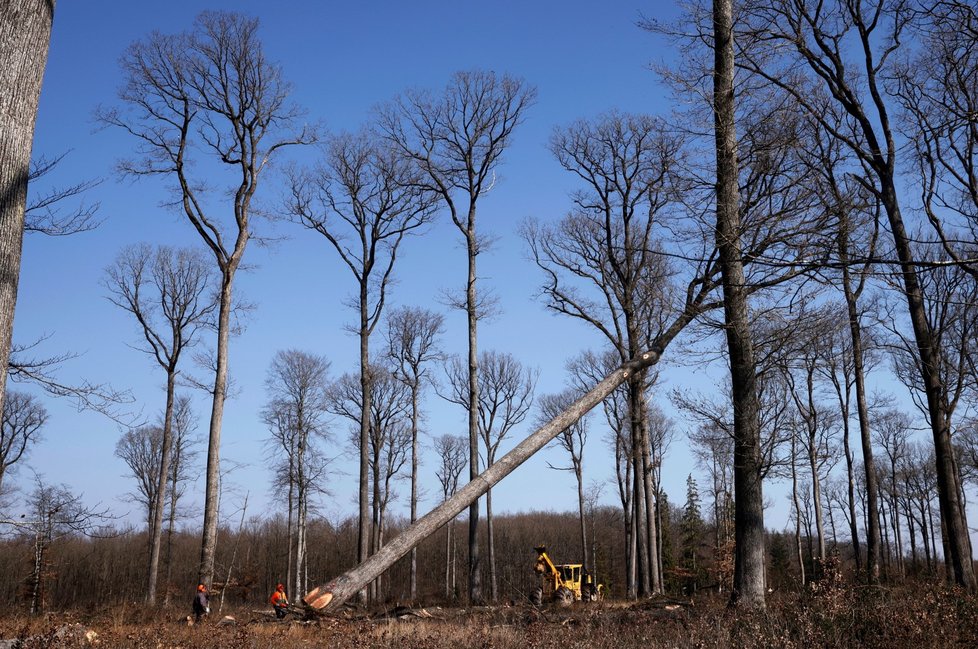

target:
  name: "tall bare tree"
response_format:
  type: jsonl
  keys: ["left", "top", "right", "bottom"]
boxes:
{"left": 327, "top": 363, "right": 411, "bottom": 598}
{"left": 287, "top": 130, "right": 433, "bottom": 597}
{"left": 101, "top": 11, "right": 313, "bottom": 587}
{"left": 712, "top": 0, "right": 766, "bottom": 608}
{"left": 443, "top": 350, "right": 536, "bottom": 601}
{"left": 105, "top": 244, "right": 216, "bottom": 603}
{"left": 379, "top": 71, "right": 536, "bottom": 603}
{"left": 874, "top": 409, "right": 912, "bottom": 579}
{"left": 803, "top": 111, "right": 885, "bottom": 582}
{"left": 434, "top": 434, "right": 467, "bottom": 600}
{"left": 0, "top": 0, "right": 56, "bottom": 425}
{"left": 262, "top": 349, "right": 331, "bottom": 599}
{"left": 386, "top": 305, "right": 444, "bottom": 600}
{"left": 523, "top": 111, "right": 684, "bottom": 596}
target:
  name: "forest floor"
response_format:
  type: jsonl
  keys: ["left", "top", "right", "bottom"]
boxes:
{"left": 1, "top": 583, "right": 976, "bottom": 648}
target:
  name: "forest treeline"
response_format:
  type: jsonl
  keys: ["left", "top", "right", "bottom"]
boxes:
{"left": 0, "top": 498, "right": 945, "bottom": 612}
{"left": 4, "top": 0, "right": 978, "bottom": 616}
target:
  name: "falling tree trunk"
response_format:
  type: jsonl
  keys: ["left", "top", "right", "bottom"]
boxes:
{"left": 303, "top": 351, "right": 662, "bottom": 612}
{"left": 714, "top": 0, "right": 765, "bottom": 609}
{"left": 0, "top": 0, "right": 56, "bottom": 421}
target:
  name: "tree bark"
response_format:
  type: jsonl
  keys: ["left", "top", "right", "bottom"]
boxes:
{"left": 146, "top": 371, "right": 176, "bottom": 604}
{"left": 198, "top": 272, "right": 234, "bottom": 587}
{"left": 0, "top": 0, "right": 56, "bottom": 425}
{"left": 465, "top": 216, "right": 482, "bottom": 604}
{"left": 303, "top": 350, "right": 664, "bottom": 612}
{"left": 358, "top": 285, "right": 371, "bottom": 603}
{"left": 713, "top": 0, "right": 766, "bottom": 609}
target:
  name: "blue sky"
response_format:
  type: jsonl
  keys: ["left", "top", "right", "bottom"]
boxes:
{"left": 12, "top": 0, "right": 934, "bottom": 548}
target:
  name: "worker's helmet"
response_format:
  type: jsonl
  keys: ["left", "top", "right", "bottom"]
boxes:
{"left": 277, "top": 583, "right": 285, "bottom": 591}
{"left": 197, "top": 584, "right": 207, "bottom": 592}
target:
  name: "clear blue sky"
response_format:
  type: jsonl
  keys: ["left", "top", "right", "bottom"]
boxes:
{"left": 12, "top": 0, "right": 932, "bottom": 547}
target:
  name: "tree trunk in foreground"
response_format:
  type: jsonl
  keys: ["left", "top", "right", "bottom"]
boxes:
{"left": 713, "top": 0, "right": 766, "bottom": 609}
{"left": 302, "top": 350, "right": 663, "bottom": 613}
{"left": 0, "top": 0, "right": 56, "bottom": 421}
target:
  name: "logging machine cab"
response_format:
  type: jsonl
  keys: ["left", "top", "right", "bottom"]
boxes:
{"left": 532, "top": 545, "right": 601, "bottom": 604}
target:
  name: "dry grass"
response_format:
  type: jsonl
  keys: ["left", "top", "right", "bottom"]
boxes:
{"left": 1, "top": 583, "right": 975, "bottom": 648}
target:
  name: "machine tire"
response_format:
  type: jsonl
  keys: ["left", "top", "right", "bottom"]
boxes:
{"left": 554, "top": 586, "right": 573, "bottom": 606}
{"left": 529, "top": 586, "right": 543, "bottom": 607}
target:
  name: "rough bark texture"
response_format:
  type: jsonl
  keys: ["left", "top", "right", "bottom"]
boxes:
{"left": 713, "top": 0, "right": 766, "bottom": 609}
{"left": 303, "top": 350, "right": 664, "bottom": 613}
{"left": 0, "top": 0, "right": 56, "bottom": 425}
{"left": 464, "top": 215, "right": 481, "bottom": 604}
{"left": 199, "top": 272, "right": 236, "bottom": 586}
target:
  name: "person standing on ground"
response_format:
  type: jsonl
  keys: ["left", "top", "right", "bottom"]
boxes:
{"left": 192, "top": 584, "right": 209, "bottom": 623}
{"left": 270, "top": 583, "right": 289, "bottom": 619}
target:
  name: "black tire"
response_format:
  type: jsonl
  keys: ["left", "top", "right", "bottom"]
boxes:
{"left": 529, "top": 586, "right": 543, "bottom": 607}
{"left": 554, "top": 586, "right": 573, "bottom": 606}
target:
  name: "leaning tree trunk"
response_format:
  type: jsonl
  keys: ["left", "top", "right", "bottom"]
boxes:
{"left": 303, "top": 351, "right": 664, "bottom": 612}
{"left": 0, "top": 0, "right": 56, "bottom": 420}
{"left": 714, "top": 0, "right": 766, "bottom": 609}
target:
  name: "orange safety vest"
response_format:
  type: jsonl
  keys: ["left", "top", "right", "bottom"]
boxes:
{"left": 271, "top": 590, "right": 288, "bottom": 607}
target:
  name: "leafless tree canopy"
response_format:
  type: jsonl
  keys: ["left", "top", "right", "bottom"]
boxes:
{"left": 0, "top": 391, "right": 46, "bottom": 500}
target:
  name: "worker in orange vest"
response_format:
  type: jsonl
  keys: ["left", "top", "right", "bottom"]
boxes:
{"left": 270, "top": 583, "right": 289, "bottom": 619}
{"left": 192, "top": 584, "right": 209, "bottom": 623}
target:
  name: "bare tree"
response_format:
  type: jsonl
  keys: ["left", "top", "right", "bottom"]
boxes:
{"left": 328, "top": 363, "right": 410, "bottom": 597}
{"left": 0, "top": 391, "right": 46, "bottom": 501}
{"left": 874, "top": 409, "right": 912, "bottom": 579}
{"left": 24, "top": 476, "right": 111, "bottom": 614}
{"left": 442, "top": 350, "right": 535, "bottom": 601}
{"left": 262, "top": 349, "right": 331, "bottom": 599}
{"left": 287, "top": 131, "right": 434, "bottom": 596}
{"left": 386, "top": 305, "right": 445, "bottom": 600}
{"left": 0, "top": 0, "right": 56, "bottom": 426}
{"left": 163, "top": 395, "right": 199, "bottom": 606}
{"left": 379, "top": 71, "right": 536, "bottom": 603}
{"left": 803, "top": 110, "right": 885, "bottom": 582}
{"left": 434, "top": 434, "right": 467, "bottom": 600}
{"left": 101, "top": 11, "right": 314, "bottom": 587}
{"left": 115, "top": 425, "right": 165, "bottom": 528}
{"left": 105, "top": 244, "right": 216, "bottom": 603}
{"left": 523, "top": 111, "right": 686, "bottom": 596}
